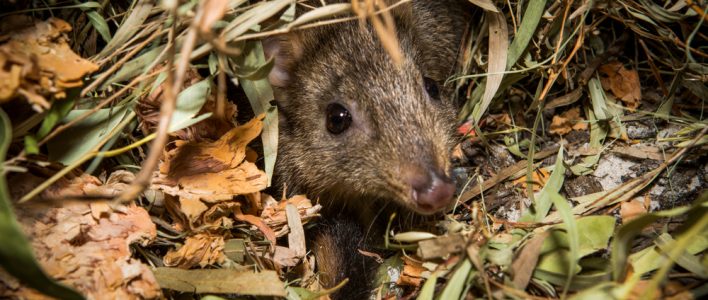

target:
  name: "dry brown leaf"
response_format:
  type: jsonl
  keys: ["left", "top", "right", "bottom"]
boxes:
{"left": 416, "top": 234, "right": 466, "bottom": 260}
{"left": 268, "top": 246, "right": 300, "bottom": 267}
{"left": 0, "top": 16, "right": 98, "bottom": 110}
{"left": 3, "top": 192, "right": 159, "bottom": 299}
{"left": 549, "top": 107, "right": 587, "bottom": 135}
{"left": 513, "top": 168, "right": 550, "bottom": 193}
{"left": 628, "top": 280, "right": 663, "bottom": 300}
{"left": 136, "top": 68, "right": 237, "bottom": 142}
{"left": 152, "top": 268, "right": 286, "bottom": 296}
{"left": 599, "top": 61, "right": 642, "bottom": 110}
{"left": 511, "top": 231, "right": 549, "bottom": 290}
{"left": 397, "top": 256, "right": 425, "bottom": 287}
{"left": 199, "top": 0, "right": 230, "bottom": 34}
{"left": 234, "top": 204, "right": 277, "bottom": 250}
{"left": 613, "top": 145, "right": 666, "bottom": 161}
{"left": 620, "top": 199, "right": 647, "bottom": 223}
{"left": 164, "top": 233, "right": 226, "bottom": 269}
{"left": 286, "top": 204, "right": 306, "bottom": 258}
{"left": 179, "top": 196, "right": 209, "bottom": 226}
{"left": 153, "top": 115, "right": 267, "bottom": 203}
{"left": 201, "top": 201, "right": 239, "bottom": 228}
{"left": 261, "top": 194, "right": 321, "bottom": 238}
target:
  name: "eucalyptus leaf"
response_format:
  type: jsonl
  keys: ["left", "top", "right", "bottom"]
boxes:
{"left": 169, "top": 78, "right": 212, "bottom": 132}
{"left": 24, "top": 135, "right": 39, "bottom": 155}
{"left": 103, "top": 46, "right": 164, "bottom": 89}
{"left": 570, "top": 107, "right": 606, "bottom": 175}
{"left": 97, "top": 0, "right": 154, "bottom": 59}
{"left": 550, "top": 189, "right": 579, "bottom": 297}
{"left": 416, "top": 272, "right": 438, "bottom": 300}
{"left": 153, "top": 268, "right": 285, "bottom": 296}
{"left": 470, "top": 10, "right": 508, "bottom": 124}
{"left": 611, "top": 202, "right": 699, "bottom": 281}
{"left": 233, "top": 41, "right": 278, "bottom": 186}
{"left": 38, "top": 98, "right": 76, "bottom": 139}
{"left": 86, "top": 10, "right": 112, "bottom": 43}
{"left": 536, "top": 215, "right": 615, "bottom": 277}
{"left": 439, "top": 259, "right": 474, "bottom": 300}
{"left": 287, "top": 3, "right": 352, "bottom": 29}
{"left": 48, "top": 105, "right": 130, "bottom": 165}
{"left": 525, "top": 147, "right": 565, "bottom": 222}
{"left": 507, "top": 0, "right": 547, "bottom": 68}
{"left": 587, "top": 77, "right": 610, "bottom": 121}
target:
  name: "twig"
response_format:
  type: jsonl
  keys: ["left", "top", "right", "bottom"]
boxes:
{"left": 34, "top": 66, "right": 166, "bottom": 150}
{"left": 114, "top": 3, "right": 188, "bottom": 204}
{"left": 81, "top": 28, "right": 165, "bottom": 96}
{"left": 685, "top": 0, "right": 708, "bottom": 22}
{"left": 227, "top": 0, "right": 413, "bottom": 43}
{"left": 583, "top": 126, "right": 708, "bottom": 216}
{"left": 461, "top": 146, "right": 560, "bottom": 204}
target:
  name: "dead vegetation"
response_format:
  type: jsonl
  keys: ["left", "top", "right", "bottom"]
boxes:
{"left": 0, "top": 0, "right": 706, "bottom": 299}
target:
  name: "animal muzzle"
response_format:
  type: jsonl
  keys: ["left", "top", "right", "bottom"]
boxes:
{"left": 401, "top": 164, "right": 456, "bottom": 214}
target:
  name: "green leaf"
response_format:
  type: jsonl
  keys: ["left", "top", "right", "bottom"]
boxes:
{"left": 416, "top": 272, "right": 438, "bottom": 300}
{"left": 568, "top": 282, "right": 622, "bottom": 300}
{"left": 470, "top": 10, "right": 508, "bottom": 124}
{"left": 587, "top": 77, "right": 610, "bottom": 121}
{"left": 506, "top": 0, "right": 547, "bottom": 68}
{"left": 86, "top": 10, "right": 112, "bottom": 43}
{"left": 103, "top": 46, "right": 164, "bottom": 88}
{"left": 570, "top": 107, "right": 606, "bottom": 175}
{"left": 534, "top": 269, "right": 611, "bottom": 291}
{"left": 169, "top": 78, "right": 212, "bottom": 132}
{"left": 537, "top": 216, "right": 615, "bottom": 274}
{"left": 524, "top": 147, "right": 565, "bottom": 222}
{"left": 222, "top": 0, "right": 293, "bottom": 41}
{"left": 233, "top": 41, "right": 278, "bottom": 187}
{"left": 439, "top": 259, "right": 474, "bottom": 300}
{"left": 630, "top": 230, "right": 708, "bottom": 277}
{"left": 76, "top": 1, "right": 102, "bottom": 9}
{"left": 97, "top": 0, "right": 154, "bottom": 59}
{"left": 208, "top": 52, "right": 219, "bottom": 75}
{"left": 48, "top": 105, "right": 130, "bottom": 165}
{"left": 611, "top": 203, "right": 698, "bottom": 281}
{"left": 201, "top": 296, "right": 227, "bottom": 300}
{"left": 38, "top": 98, "right": 76, "bottom": 139}
{"left": 549, "top": 190, "right": 579, "bottom": 297}
{"left": 0, "top": 108, "right": 84, "bottom": 300}
{"left": 655, "top": 234, "right": 708, "bottom": 278}
{"left": 232, "top": 55, "right": 275, "bottom": 80}
{"left": 24, "top": 135, "right": 39, "bottom": 155}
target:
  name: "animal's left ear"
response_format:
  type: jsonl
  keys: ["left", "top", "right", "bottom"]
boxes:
{"left": 263, "top": 33, "right": 304, "bottom": 89}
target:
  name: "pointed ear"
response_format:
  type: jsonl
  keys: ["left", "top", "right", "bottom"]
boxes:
{"left": 263, "top": 33, "right": 304, "bottom": 89}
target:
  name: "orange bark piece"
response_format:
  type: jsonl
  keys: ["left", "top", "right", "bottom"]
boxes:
{"left": 550, "top": 107, "right": 587, "bottom": 135}
{"left": 599, "top": 61, "right": 642, "bottom": 110}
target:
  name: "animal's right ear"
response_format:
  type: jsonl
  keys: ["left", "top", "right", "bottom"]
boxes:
{"left": 263, "top": 33, "right": 304, "bottom": 89}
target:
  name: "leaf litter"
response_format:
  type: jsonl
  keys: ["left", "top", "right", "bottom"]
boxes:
{"left": 0, "top": 16, "right": 98, "bottom": 111}
{"left": 0, "top": 0, "right": 706, "bottom": 300}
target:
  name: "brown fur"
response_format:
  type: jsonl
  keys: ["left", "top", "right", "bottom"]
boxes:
{"left": 267, "top": 0, "right": 469, "bottom": 297}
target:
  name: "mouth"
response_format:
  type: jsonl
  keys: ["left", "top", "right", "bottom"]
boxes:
{"left": 409, "top": 202, "right": 443, "bottom": 215}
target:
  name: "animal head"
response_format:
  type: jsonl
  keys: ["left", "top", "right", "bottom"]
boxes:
{"left": 266, "top": 3, "right": 463, "bottom": 215}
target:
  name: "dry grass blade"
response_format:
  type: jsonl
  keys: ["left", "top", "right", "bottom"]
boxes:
{"left": 352, "top": 0, "right": 403, "bottom": 66}
{"left": 471, "top": 10, "right": 508, "bottom": 124}
{"left": 114, "top": 4, "right": 182, "bottom": 204}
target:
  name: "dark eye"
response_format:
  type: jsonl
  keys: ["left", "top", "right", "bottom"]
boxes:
{"left": 423, "top": 77, "right": 440, "bottom": 100}
{"left": 326, "top": 103, "right": 352, "bottom": 134}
